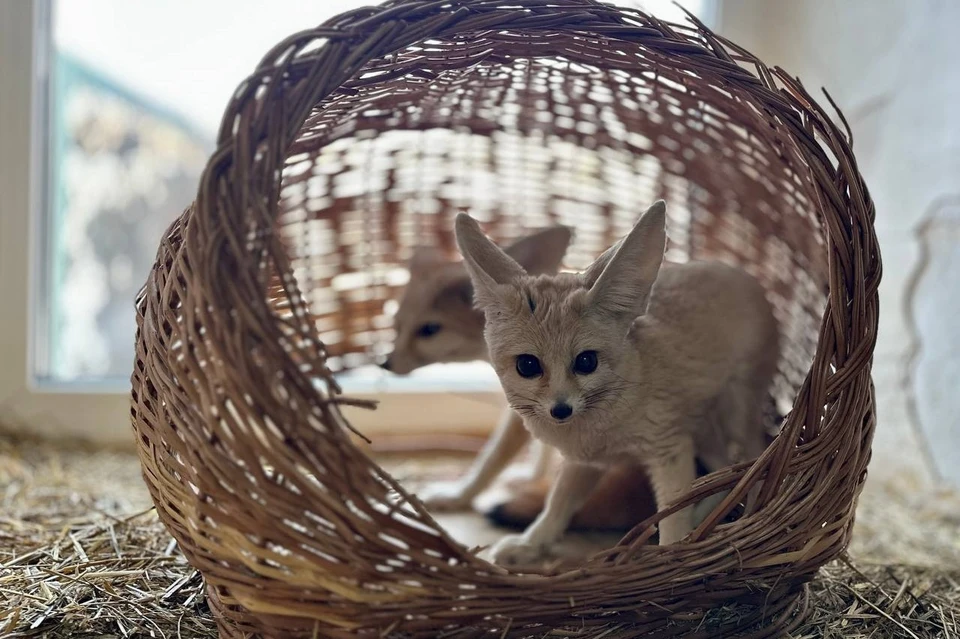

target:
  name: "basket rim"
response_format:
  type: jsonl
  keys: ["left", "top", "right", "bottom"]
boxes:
{"left": 133, "top": 0, "right": 881, "bottom": 635}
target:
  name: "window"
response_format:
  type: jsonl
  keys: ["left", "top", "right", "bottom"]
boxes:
{"left": 0, "top": 0, "right": 711, "bottom": 445}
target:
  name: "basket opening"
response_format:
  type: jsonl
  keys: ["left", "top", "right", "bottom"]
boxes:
{"left": 274, "top": 35, "right": 828, "bottom": 416}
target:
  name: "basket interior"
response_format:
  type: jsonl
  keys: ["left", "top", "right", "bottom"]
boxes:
{"left": 274, "top": 30, "right": 827, "bottom": 412}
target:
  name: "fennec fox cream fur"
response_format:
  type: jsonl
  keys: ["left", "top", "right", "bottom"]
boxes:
{"left": 455, "top": 200, "right": 779, "bottom": 565}
{"left": 380, "top": 226, "right": 573, "bottom": 511}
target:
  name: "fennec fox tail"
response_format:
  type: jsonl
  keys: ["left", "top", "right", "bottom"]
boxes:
{"left": 455, "top": 200, "right": 779, "bottom": 565}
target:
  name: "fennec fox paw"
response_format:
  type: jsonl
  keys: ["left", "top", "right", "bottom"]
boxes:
{"left": 489, "top": 534, "right": 547, "bottom": 566}
{"left": 418, "top": 482, "right": 474, "bottom": 511}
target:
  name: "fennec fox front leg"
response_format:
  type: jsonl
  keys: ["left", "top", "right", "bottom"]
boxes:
{"left": 417, "top": 409, "right": 530, "bottom": 510}
{"left": 644, "top": 437, "right": 697, "bottom": 545}
{"left": 380, "top": 225, "right": 572, "bottom": 510}
{"left": 487, "top": 460, "right": 602, "bottom": 565}
{"left": 455, "top": 200, "right": 778, "bottom": 565}
{"left": 493, "top": 445, "right": 692, "bottom": 564}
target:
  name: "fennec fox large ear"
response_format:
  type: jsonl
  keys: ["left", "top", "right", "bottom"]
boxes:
{"left": 584, "top": 200, "right": 667, "bottom": 320}
{"left": 448, "top": 225, "right": 573, "bottom": 305}
{"left": 410, "top": 225, "right": 571, "bottom": 278}
{"left": 502, "top": 226, "right": 572, "bottom": 276}
{"left": 455, "top": 214, "right": 527, "bottom": 308}
{"left": 409, "top": 224, "right": 571, "bottom": 310}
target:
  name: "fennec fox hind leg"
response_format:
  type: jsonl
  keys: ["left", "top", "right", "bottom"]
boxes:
{"left": 454, "top": 200, "right": 779, "bottom": 565}
{"left": 380, "top": 225, "right": 572, "bottom": 510}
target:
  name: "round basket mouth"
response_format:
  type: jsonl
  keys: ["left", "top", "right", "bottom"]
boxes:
{"left": 276, "top": 27, "right": 828, "bottom": 393}
{"left": 131, "top": 2, "right": 880, "bottom": 637}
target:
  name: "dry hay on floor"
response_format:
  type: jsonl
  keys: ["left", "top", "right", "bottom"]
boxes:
{"left": 1, "top": 429, "right": 958, "bottom": 638}
{"left": 0, "top": 430, "right": 215, "bottom": 638}
{"left": 1, "top": 510, "right": 214, "bottom": 638}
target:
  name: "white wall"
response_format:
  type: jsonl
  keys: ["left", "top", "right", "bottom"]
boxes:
{"left": 719, "top": 0, "right": 960, "bottom": 488}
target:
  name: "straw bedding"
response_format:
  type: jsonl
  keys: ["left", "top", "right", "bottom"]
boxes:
{"left": 2, "top": 428, "right": 958, "bottom": 638}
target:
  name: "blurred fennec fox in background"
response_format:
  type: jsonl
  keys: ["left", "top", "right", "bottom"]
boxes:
{"left": 380, "top": 225, "right": 664, "bottom": 531}
{"left": 455, "top": 200, "right": 779, "bottom": 565}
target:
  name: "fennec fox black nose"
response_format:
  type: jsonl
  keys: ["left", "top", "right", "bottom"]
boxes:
{"left": 379, "top": 358, "right": 393, "bottom": 371}
{"left": 550, "top": 402, "right": 573, "bottom": 421}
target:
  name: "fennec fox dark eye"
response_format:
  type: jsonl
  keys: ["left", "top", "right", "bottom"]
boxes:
{"left": 573, "top": 350, "right": 598, "bottom": 375}
{"left": 416, "top": 322, "right": 442, "bottom": 338}
{"left": 515, "top": 354, "right": 543, "bottom": 379}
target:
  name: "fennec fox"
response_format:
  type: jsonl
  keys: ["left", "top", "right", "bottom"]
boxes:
{"left": 455, "top": 200, "right": 779, "bottom": 565}
{"left": 380, "top": 226, "right": 573, "bottom": 511}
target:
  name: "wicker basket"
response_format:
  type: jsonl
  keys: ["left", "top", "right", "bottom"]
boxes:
{"left": 130, "top": 1, "right": 880, "bottom": 637}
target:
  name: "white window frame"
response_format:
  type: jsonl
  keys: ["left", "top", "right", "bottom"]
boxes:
{"left": 0, "top": 0, "right": 503, "bottom": 448}
{"left": 0, "top": 0, "right": 718, "bottom": 448}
